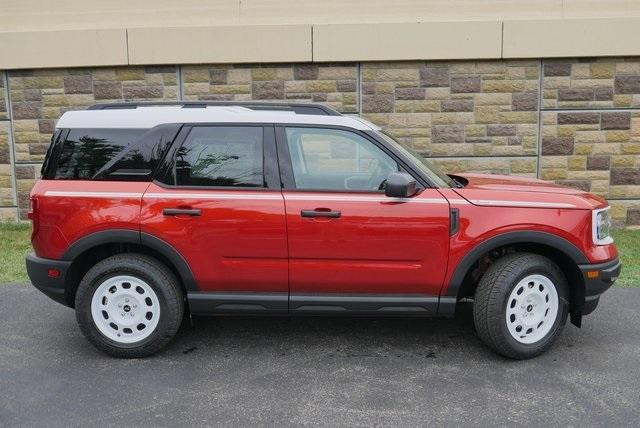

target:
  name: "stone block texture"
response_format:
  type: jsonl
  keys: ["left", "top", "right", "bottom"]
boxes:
{"left": 0, "top": 71, "right": 8, "bottom": 120}
{"left": 0, "top": 58, "right": 639, "bottom": 224}
{"left": 182, "top": 64, "right": 358, "bottom": 113}
{"left": 543, "top": 58, "right": 640, "bottom": 109}
{"left": 432, "top": 157, "right": 538, "bottom": 178}
{"left": 15, "top": 163, "right": 41, "bottom": 220}
{"left": 9, "top": 66, "right": 178, "bottom": 163}
{"left": 361, "top": 61, "right": 540, "bottom": 158}
{"left": 0, "top": 122, "right": 15, "bottom": 208}
{"left": 540, "top": 110, "right": 640, "bottom": 201}
{"left": 6, "top": 66, "right": 178, "bottom": 219}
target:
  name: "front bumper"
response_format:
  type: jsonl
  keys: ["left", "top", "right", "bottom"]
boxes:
{"left": 577, "top": 257, "right": 621, "bottom": 315}
{"left": 25, "top": 253, "right": 72, "bottom": 307}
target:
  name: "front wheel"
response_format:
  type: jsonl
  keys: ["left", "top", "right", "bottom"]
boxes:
{"left": 75, "top": 254, "right": 184, "bottom": 358}
{"left": 473, "top": 253, "right": 569, "bottom": 359}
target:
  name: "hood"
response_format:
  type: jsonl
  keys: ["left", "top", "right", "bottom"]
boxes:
{"left": 450, "top": 173, "right": 607, "bottom": 210}
{"left": 453, "top": 173, "right": 587, "bottom": 195}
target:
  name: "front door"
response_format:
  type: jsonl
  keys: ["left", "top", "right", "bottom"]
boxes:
{"left": 276, "top": 126, "right": 450, "bottom": 314}
{"left": 140, "top": 124, "right": 288, "bottom": 313}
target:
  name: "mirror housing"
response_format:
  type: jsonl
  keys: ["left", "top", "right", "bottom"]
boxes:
{"left": 384, "top": 172, "right": 418, "bottom": 198}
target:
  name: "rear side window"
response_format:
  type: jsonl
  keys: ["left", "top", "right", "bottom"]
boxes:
{"left": 174, "top": 126, "right": 264, "bottom": 187}
{"left": 43, "top": 125, "right": 180, "bottom": 180}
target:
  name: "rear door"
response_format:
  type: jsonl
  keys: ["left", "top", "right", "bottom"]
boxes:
{"left": 140, "top": 124, "right": 288, "bottom": 312}
{"left": 276, "top": 126, "right": 450, "bottom": 314}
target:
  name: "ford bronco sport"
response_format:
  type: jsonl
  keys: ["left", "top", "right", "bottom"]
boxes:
{"left": 26, "top": 101, "right": 621, "bottom": 359}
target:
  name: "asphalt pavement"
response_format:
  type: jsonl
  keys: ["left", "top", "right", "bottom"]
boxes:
{"left": 1, "top": 283, "right": 639, "bottom": 426}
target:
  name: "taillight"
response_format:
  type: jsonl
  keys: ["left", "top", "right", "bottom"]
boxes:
{"left": 28, "top": 197, "right": 39, "bottom": 237}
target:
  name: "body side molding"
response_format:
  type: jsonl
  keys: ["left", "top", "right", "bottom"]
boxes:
{"left": 186, "top": 292, "right": 450, "bottom": 316}
{"left": 445, "top": 230, "right": 590, "bottom": 299}
{"left": 289, "top": 294, "right": 439, "bottom": 315}
{"left": 187, "top": 292, "right": 288, "bottom": 314}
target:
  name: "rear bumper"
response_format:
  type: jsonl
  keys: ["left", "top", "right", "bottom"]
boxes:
{"left": 578, "top": 257, "right": 621, "bottom": 315}
{"left": 25, "top": 253, "right": 72, "bottom": 307}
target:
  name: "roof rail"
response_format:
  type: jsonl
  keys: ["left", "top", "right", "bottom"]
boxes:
{"left": 87, "top": 101, "right": 343, "bottom": 116}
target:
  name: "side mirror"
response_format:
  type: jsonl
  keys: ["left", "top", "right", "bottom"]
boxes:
{"left": 384, "top": 172, "right": 418, "bottom": 198}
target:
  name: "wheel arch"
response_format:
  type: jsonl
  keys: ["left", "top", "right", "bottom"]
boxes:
{"left": 446, "top": 231, "right": 588, "bottom": 312}
{"left": 61, "top": 229, "right": 198, "bottom": 307}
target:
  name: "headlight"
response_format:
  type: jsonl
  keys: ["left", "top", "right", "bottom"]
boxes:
{"left": 592, "top": 207, "right": 613, "bottom": 245}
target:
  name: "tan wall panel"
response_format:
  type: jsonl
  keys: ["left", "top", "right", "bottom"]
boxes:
{"left": 0, "top": 29, "right": 127, "bottom": 70}
{"left": 0, "top": 0, "right": 239, "bottom": 31}
{"left": 6, "top": 0, "right": 640, "bottom": 31}
{"left": 7, "top": 0, "right": 640, "bottom": 31}
{"left": 128, "top": 25, "right": 312, "bottom": 65}
{"left": 0, "top": 0, "right": 563, "bottom": 31}
{"left": 313, "top": 22, "right": 502, "bottom": 62}
{"left": 562, "top": 0, "right": 640, "bottom": 18}
{"left": 237, "top": 0, "right": 565, "bottom": 25}
{"left": 503, "top": 18, "right": 640, "bottom": 58}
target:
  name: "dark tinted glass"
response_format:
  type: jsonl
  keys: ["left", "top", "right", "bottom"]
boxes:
{"left": 53, "top": 129, "right": 146, "bottom": 180}
{"left": 175, "top": 126, "right": 264, "bottom": 187}
{"left": 48, "top": 126, "right": 179, "bottom": 180}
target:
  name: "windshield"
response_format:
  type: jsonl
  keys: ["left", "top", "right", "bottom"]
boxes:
{"left": 375, "top": 131, "right": 456, "bottom": 188}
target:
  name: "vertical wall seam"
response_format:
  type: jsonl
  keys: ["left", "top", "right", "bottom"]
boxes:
{"left": 500, "top": 21, "right": 504, "bottom": 59}
{"left": 357, "top": 62, "right": 362, "bottom": 116}
{"left": 177, "top": 65, "right": 184, "bottom": 100}
{"left": 536, "top": 58, "right": 544, "bottom": 179}
{"left": 4, "top": 71, "right": 19, "bottom": 214}
{"left": 310, "top": 25, "right": 314, "bottom": 63}
{"left": 125, "top": 29, "right": 130, "bottom": 65}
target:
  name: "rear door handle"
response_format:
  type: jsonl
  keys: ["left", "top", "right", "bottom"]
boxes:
{"left": 300, "top": 209, "right": 341, "bottom": 218}
{"left": 163, "top": 208, "right": 202, "bottom": 216}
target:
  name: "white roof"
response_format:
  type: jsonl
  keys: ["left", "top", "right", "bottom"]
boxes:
{"left": 56, "top": 106, "right": 379, "bottom": 131}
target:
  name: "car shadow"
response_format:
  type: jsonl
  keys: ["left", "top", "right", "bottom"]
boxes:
{"left": 160, "top": 303, "right": 501, "bottom": 360}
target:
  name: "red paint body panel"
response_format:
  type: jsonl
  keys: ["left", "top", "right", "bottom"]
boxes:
{"left": 453, "top": 173, "right": 608, "bottom": 210}
{"left": 139, "top": 183, "right": 288, "bottom": 293}
{"left": 283, "top": 189, "right": 450, "bottom": 295}
{"left": 437, "top": 186, "right": 618, "bottom": 296}
{"left": 29, "top": 180, "right": 148, "bottom": 259}
{"left": 30, "top": 172, "right": 618, "bottom": 297}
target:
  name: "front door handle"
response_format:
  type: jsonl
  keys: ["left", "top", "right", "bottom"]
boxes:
{"left": 300, "top": 209, "right": 341, "bottom": 218}
{"left": 163, "top": 208, "right": 202, "bottom": 216}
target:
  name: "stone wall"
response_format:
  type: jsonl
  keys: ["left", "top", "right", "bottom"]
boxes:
{"left": 0, "top": 59, "right": 639, "bottom": 225}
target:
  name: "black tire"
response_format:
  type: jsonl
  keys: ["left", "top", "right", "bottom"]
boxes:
{"left": 473, "top": 253, "right": 569, "bottom": 359}
{"left": 75, "top": 253, "right": 184, "bottom": 358}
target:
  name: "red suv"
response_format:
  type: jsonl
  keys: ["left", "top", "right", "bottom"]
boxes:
{"left": 26, "top": 102, "right": 621, "bottom": 359}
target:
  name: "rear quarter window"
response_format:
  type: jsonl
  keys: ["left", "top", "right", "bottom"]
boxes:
{"left": 43, "top": 125, "right": 180, "bottom": 181}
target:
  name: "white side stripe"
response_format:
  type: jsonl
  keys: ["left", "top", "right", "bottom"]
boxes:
{"left": 44, "top": 191, "right": 144, "bottom": 198}
{"left": 144, "top": 193, "right": 283, "bottom": 200}
{"left": 446, "top": 199, "right": 470, "bottom": 205}
{"left": 284, "top": 195, "right": 447, "bottom": 204}
{"left": 468, "top": 199, "right": 576, "bottom": 209}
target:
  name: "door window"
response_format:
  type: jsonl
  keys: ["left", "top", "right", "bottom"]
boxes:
{"left": 285, "top": 127, "right": 399, "bottom": 191}
{"left": 175, "top": 126, "right": 264, "bottom": 187}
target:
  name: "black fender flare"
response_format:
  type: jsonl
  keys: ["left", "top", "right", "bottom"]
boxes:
{"left": 62, "top": 229, "right": 199, "bottom": 291}
{"left": 445, "top": 231, "right": 589, "bottom": 299}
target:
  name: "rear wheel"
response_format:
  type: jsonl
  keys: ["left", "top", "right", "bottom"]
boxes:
{"left": 473, "top": 253, "right": 568, "bottom": 359}
{"left": 75, "top": 254, "right": 184, "bottom": 358}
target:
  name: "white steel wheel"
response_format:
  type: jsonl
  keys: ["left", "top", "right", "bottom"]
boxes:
{"left": 90, "top": 275, "right": 161, "bottom": 344}
{"left": 505, "top": 274, "right": 559, "bottom": 344}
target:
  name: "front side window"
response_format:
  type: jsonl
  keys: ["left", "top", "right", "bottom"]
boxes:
{"left": 285, "top": 127, "right": 399, "bottom": 191}
{"left": 175, "top": 126, "right": 264, "bottom": 187}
